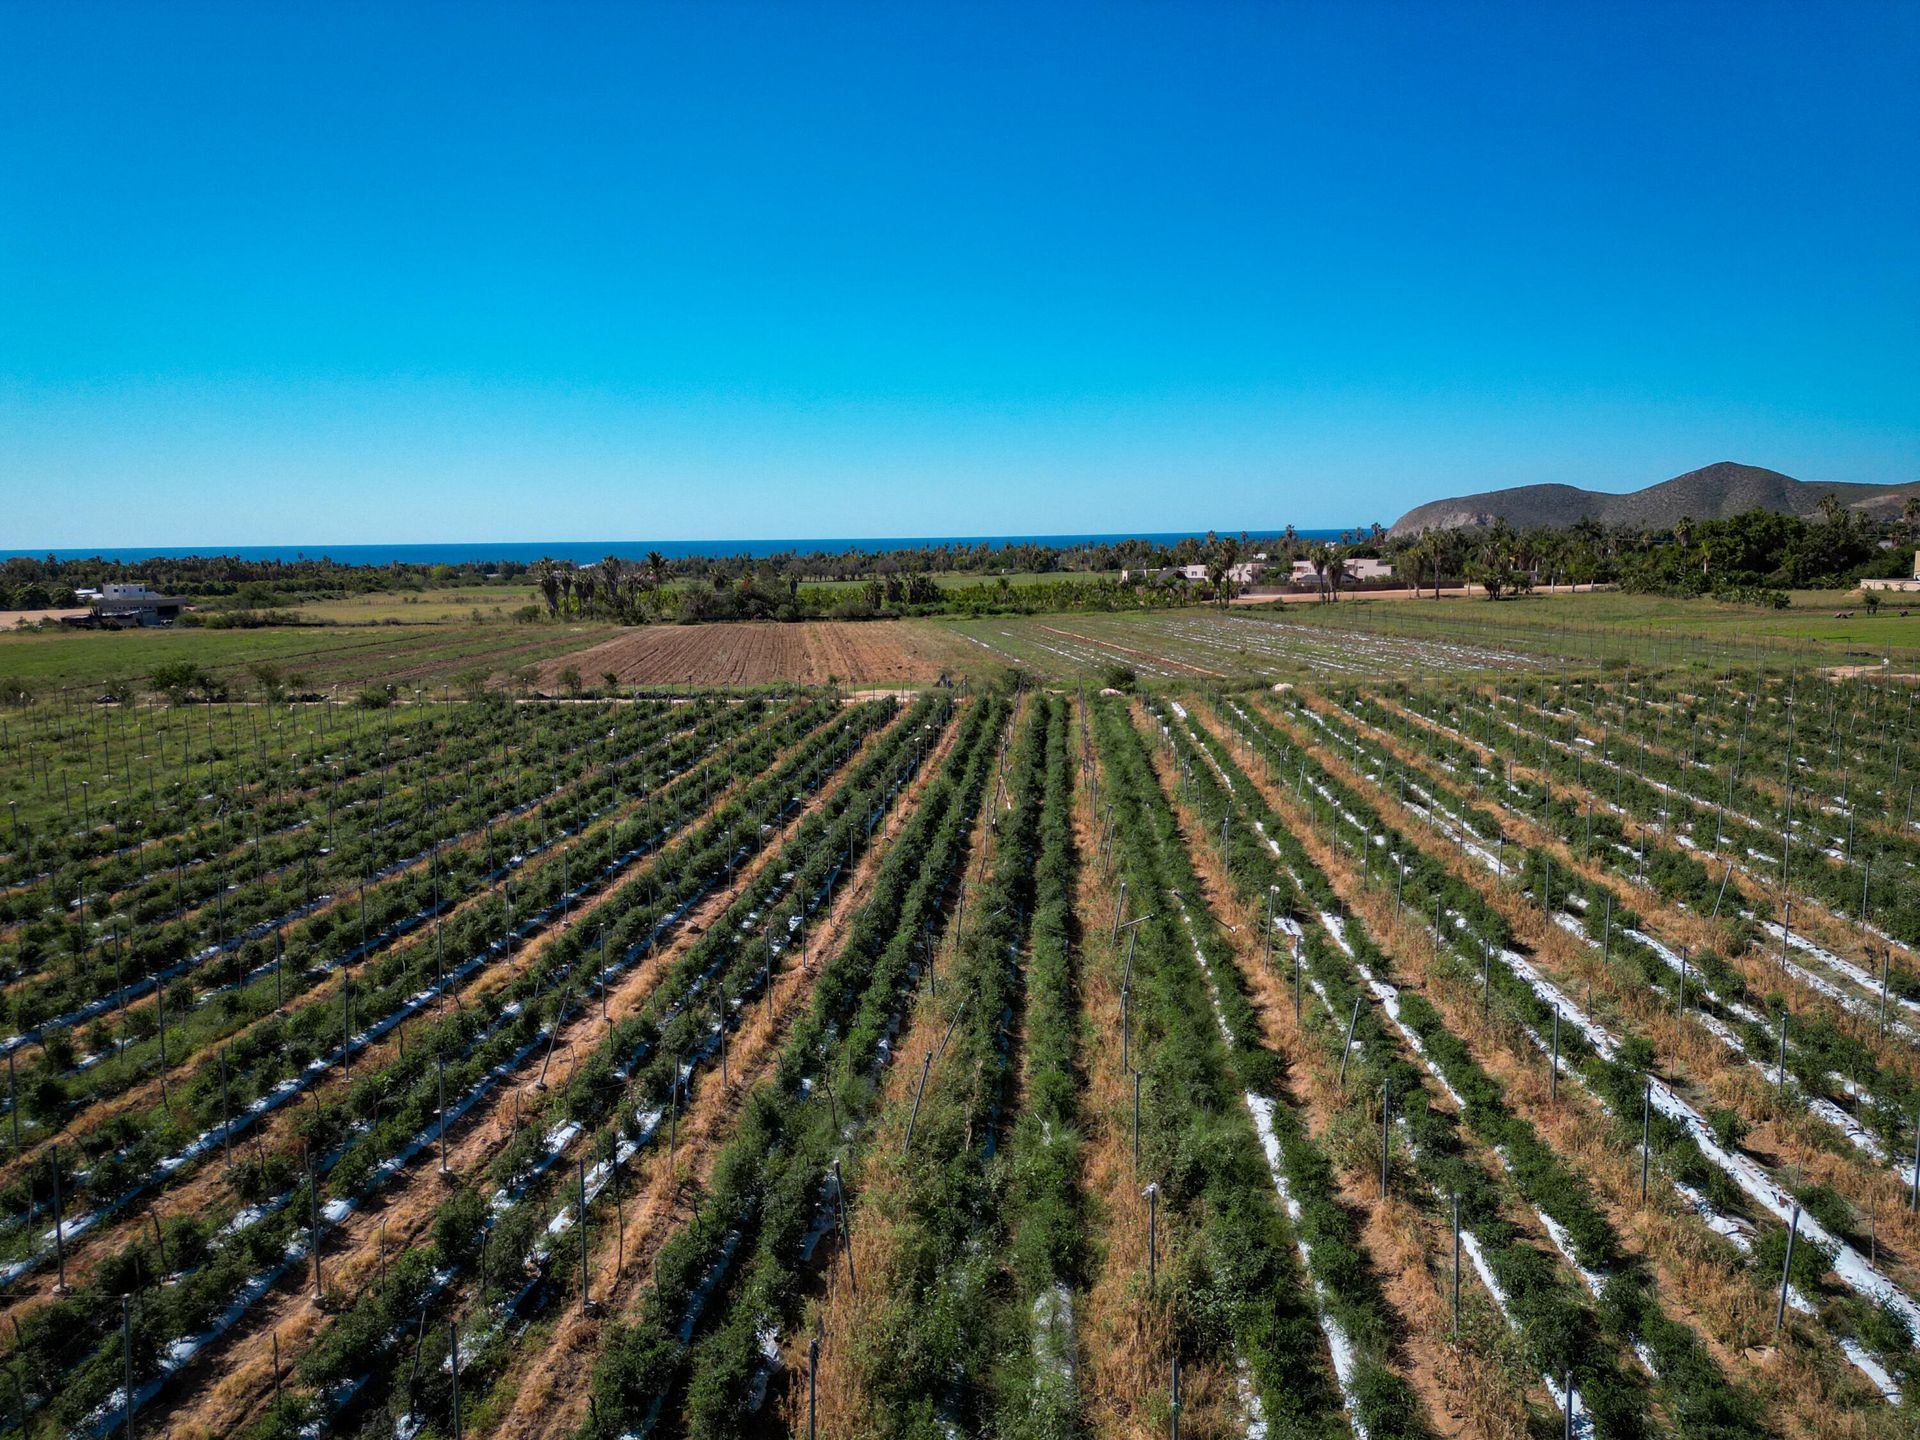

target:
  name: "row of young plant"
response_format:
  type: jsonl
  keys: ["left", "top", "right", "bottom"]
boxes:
{"left": 983, "top": 695, "right": 1086, "bottom": 1436}
{"left": 578, "top": 691, "right": 1012, "bottom": 1439}
{"left": 1237, "top": 691, "right": 1918, "bottom": 1400}
{"left": 1422, "top": 680, "right": 1920, "bottom": 969}
{"left": 1170, "top": 694, "right": 1769, "bottom": 1440}
{"left": 0, "top": 699, "right": 805, "bottom": 1251}
{"left": 1313, "top": 687, "right": 1920, "bottom": 1175}
{"left": 225, "top": 693, "right": 959, "bottom": 1440}
{"left": 0, "top": 696, "right": 449, "bottom": 879}
{"left": 1550, "top": 672, "right": 1920, "bottom": 841}
{"left": 1095, "top": 695, "right": 1407, "bottom": 1440}
{"left": 4, "top": 699, "right": 698, "bottom": 1039}
{"left": 0, "top": 698, "right": 745, "bottom": 1147}
{"left": 822, "top": 692, "right": 1054, "bottom": 1436}
{"left": 12, "top": 697, "right": 915, "bottom": 1437}
{"left": 0, "top": 698, "right": 473, "bottom": 930}
{"left": 1389, "top": 683, "right": 1920, "bottom": 1025}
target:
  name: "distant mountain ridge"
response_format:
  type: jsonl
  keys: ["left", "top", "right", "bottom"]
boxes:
{"left": 1387, "top": 462, "right": 1920, "bottom": 539}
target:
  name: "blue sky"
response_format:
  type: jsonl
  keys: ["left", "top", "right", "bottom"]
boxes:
{"left": 3, "top": 1, "right": 1915, "bottom": 547}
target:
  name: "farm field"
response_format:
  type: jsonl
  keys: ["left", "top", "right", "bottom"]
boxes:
{"left": 0, "top": 660, "right": 1917, "bottom": 1440}
{"left": 0, "top": 624, "right": 620, "bottom": 699}
{"left": 537, "top": 619, "right": 966, "bottom": 689}
{"left": 288, "top": 588, "right": 537, "bottom": 626}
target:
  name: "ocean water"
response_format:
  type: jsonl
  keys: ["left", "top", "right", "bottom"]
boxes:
{"left": 16, "top": 530, "right": 1356, "bottom": 567}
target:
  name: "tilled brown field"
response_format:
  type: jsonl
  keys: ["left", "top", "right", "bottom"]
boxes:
{"left": 541, "top": 620, "right": 952, "bottom": 687}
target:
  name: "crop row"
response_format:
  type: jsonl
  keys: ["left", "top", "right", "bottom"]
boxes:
{"left": 579, "top": 691, "right": 1011, "bottom": 1437}
{"left": 235, "top": 691, "right": 956, "bottom": 1440}
{"left": 1233, "top": 689, "right": 1917, "bottom": 1400}
{"left": 4, "top": 698, "right": 903, "bottom": 1436}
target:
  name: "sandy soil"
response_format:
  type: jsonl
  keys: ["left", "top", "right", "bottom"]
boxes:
{"left": 539, "top": 622, "right": 952, "bottom": 689}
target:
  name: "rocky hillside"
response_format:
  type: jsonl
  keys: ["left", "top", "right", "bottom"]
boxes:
{"left": 1387, "top": 461, "right": 1920, "bottom": 538}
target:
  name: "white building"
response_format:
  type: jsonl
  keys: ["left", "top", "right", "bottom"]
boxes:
{"left": 1290, "top": 557, "right": 1394, "bottom": 583}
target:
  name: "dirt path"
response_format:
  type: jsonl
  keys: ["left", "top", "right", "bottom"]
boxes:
{"left": 144, "top": 707, "right": 920, "bottom": 1439}
{"left": 477, "top": 699, "right": 972, "bottom": 1440}
{"left": 1241, "top": 694, "right": 1889, "bottom": 1427}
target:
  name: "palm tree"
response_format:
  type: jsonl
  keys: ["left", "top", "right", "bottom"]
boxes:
{"left": 644, "top": 551, "right": 669, "bottom": 591}
{"left": 601, "top": 556, "right": 625, "bottom": 617}
{"left": 1324, "top": 547, "right": 1348, "bottom": 604}
{"left": 1283, "top": 524, "right": 1298, "bottom": 561}
{"left": 1205, "top": 536, "right": 1241, "bottom": 608}
{"left": 1399, "top": 540, "right": 1430, "bottom": 598}
{"left": 558, "top": 567, "right": 575, "bottom": 616}
{"left": 533, "top": 558, "right": 560, "bottom": 618}
{"left": 576, "top": 568, "right": 597, "bottom": 616}
{"left": 1306, "top": 544, "right": 1331, "bottom": 603}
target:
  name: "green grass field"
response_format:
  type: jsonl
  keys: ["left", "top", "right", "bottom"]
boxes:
{"left": 289, "top": 585, "right": 536, "bottom": 624}
{"left": 0, "top": 621, "right": 618, "bottom": 695}
{"left": 7, "top": 585, "right": 1916, "bottom": 705}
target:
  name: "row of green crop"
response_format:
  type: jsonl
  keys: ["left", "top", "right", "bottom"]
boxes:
{"left": 579, "top": 692, "right": 1011, "bottom": 1439}
{"left": 0, "top": 699, "right": 749, "bottom": 1148}
{"left": 1174, "top": 695, "right": 1773, "bottom": 1439}
{"left": 240, "top": 694, "right": 959, "bottom": 1440}
{"left": 984, "top": 696, "right": 1087, "bottom": 1436}
{"left": 1238, "top": 691, "right": 1917, "bottom": 1396}
{"left": 1092, "top": 695, "right": 1376, "bottom": 1440}
{"left": 831, "top": 692, "right": 1053, "bottom": 1435}
{"left": 0, "top": 699, "right": 808, "bottom": 1246}
{"left": 15, "top": 697, "right": 911, "bottom": 1437}
{"left": 1549, "top": 673, "right": 1920, "bottom": 839}
{"left": 1, "top": 696, "right": 448, "bottom": 875}
{"left": 4, "top": 698, "right": 698, "bottom": 1033}
{"left": 1, "top": 696, "right": 483, "bottom": 927}
{"left": 2, "top": 697, "right": 684, "bottom": 996}
{"left": 1426, "top": 681, "right": 1920, "bottom": 961}
{"left": 1318, "top": 688, "right": 1920, "bottom": 1158}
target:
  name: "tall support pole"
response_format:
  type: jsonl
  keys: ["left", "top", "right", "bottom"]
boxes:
{"left": 1775, "top": 1206, "right": 1800, "bottom": 1333}
{"left": 50, "top": 1147, "right": 65, "bottom": 1291}
{"left": 1451, "top": 1192, "right": 1462, "bottom": 1336}
{"left": 1339, "top": 997, "right": 1361, "bottom": 1086}
{"left": 1379, "top": 1079, "right": 1391, "bottom": 1198}
{"left": 1640, "top": 1074, "right": 1653, "bottom": 1201}
{"left": 122, "top": 1295, "right": 135, "bottom": 1440}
